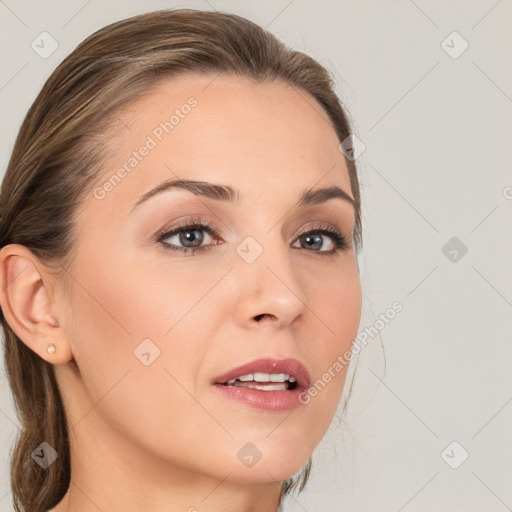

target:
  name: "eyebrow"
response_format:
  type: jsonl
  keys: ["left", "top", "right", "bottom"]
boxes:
{"left": 129, "top": 178, "right": 356, "bottom": 213}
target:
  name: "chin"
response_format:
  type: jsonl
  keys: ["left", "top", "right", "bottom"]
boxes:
{"left": 221, "top": 445, "right": 312, "bottom": 484}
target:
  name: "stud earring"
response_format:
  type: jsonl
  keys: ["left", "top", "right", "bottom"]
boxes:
{"left": 47, "top": 343, "right": 56, "bottom": 355}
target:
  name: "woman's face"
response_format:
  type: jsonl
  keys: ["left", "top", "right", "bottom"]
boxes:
{"left": 58, "top": 74, "right": 362, "bottom": 484}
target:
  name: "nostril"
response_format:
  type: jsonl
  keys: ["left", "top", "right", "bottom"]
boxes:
{"left": 254, "top": 313, "right": 274, "bottom": 322}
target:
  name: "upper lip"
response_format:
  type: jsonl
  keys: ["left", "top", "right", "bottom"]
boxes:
{"left": 213, "top": 357, "right": 311, "bottom": 389}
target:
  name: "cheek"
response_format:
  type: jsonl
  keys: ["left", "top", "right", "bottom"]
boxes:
{"left": 321, "top": 269, "right": 362, "bottom": 356}
{"left": 65, "top": 247, "right": 220, "bottom": 406}
{"left": 64, "top": 255, "right": 223, "bottom": 470}
{"left": 301, "top": 264, "right": 362, "bottom": 414}
{"left": 304, "top": 257, "right": 362, "bottom": 349}
{"left": 70, "top": 242, "right": 218, "bottom": 345}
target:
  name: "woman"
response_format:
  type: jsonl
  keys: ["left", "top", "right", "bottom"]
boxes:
{"left": 0, "top": 8, "right": 363, "bottom": 512}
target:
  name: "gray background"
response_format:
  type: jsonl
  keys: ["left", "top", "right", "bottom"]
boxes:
{"left": 1, "top": 1, "right": 511, "bottom": 511}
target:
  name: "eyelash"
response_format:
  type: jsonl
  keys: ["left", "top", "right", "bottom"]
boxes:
{"left": 155, "top": 216, "right": 351, "bottom": 255}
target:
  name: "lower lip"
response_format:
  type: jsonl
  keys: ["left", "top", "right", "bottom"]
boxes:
{"left": 212, "top": 383, "right": 305, "bottom": 411}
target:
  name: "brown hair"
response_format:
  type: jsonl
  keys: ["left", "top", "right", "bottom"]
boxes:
{"left": 0, "top": 8, "right": 362, "bottom": 511}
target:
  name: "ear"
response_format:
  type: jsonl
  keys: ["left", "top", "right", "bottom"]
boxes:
{"left": 0, "top": 244, "right": 73, "bottom": 364}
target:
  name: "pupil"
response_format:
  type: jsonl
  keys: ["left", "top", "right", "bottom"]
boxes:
{"left": 182, "top": 229, "right": 203, "bottom": 247}
{"left": 304, "top": 234, "right": 322, "bottom": 251}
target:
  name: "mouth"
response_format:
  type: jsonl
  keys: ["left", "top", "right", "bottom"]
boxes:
{"left": 218, "top": 372, "right": 299, "bottom": 391}
{"left": 213, "top": 357, "right": 310, "bottom": 392}
{"left": 211, "top": 357, "right": 310, "bottom": 412}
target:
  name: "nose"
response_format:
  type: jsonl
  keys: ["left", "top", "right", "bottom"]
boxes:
{"left": 232, "top": 241, "right": 308, "bottom": 330}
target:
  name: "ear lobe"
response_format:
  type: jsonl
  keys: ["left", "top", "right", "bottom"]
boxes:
{"left": 0, "top": 244, "right": 73, "bottom": 364}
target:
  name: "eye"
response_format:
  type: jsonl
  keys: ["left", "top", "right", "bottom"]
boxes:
{"left": 291, "top": 223, "right": 351, "bottom": 254}
{"left": 156, "top": 217, "right": 351, "bottom": 255}
{"left": 156, "top": 217, "right": 222, "bottom": 254}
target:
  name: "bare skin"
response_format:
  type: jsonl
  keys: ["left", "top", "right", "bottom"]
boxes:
{"left": 0, "top": 74, "right": 362, "bottom": 512}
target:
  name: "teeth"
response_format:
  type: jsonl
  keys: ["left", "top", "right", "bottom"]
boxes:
{"left": 225, "top": 373, "right": 293, "bottom": 384}
{"left": 269, "top": 373, "right": 289, "bottom": 383}
{"left": 240, "top": 383, "right": 288, "bottom": 391}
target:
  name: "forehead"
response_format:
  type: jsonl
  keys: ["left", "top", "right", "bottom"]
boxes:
{"left": 94, "top": 73, "right": 352, "bottom": 215}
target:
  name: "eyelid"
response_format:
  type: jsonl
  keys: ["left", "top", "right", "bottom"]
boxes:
{"left": 154, "top": 215, "right": 221, "bottom": 241}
